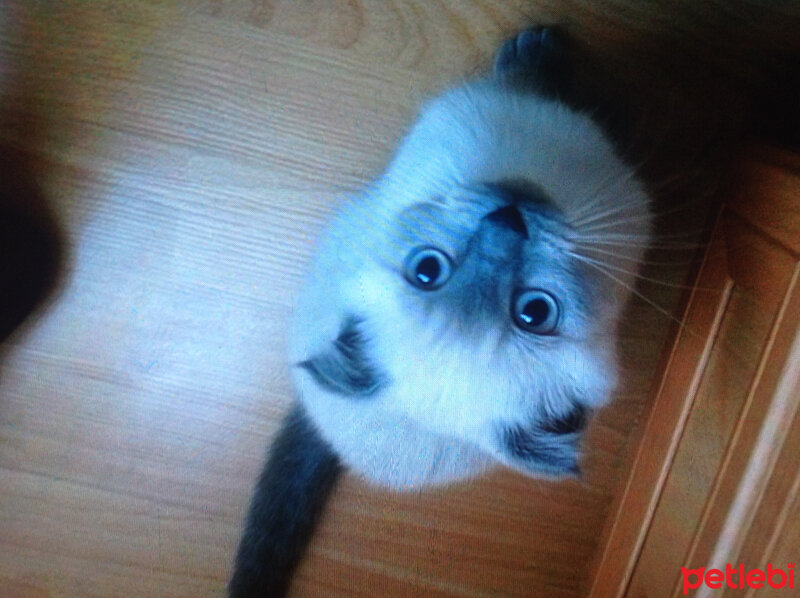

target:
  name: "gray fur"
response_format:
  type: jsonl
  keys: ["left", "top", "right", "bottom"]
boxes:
{"left": 298, "top": 316, "right": 386, "bottom": 397}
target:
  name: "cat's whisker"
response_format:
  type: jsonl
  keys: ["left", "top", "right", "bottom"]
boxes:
{"left": 570, "top": 244, "right": 697, "bottom": 266}
{"left": 572, "top": 164, "right": 650, "bottom": 209}
{"left": 573, "top": 195, "right": 710, "bottom": 233}
{"left": 568, "top": 251, "right": 720, "bottom": 291}
{"left": 569, "top": 191, "right": 646, "bottom": 223}
{"left": 577, "top": 228, "right": 707, "bottom": 241}
{"left": 589, "top": 161, "right": 644, "bottom": 194}
{"left": 574, "top": 188, "right": 714, "bottom": 230}
{"left": 572, "top": 235, "right": 706, "bottom": 250}
{"left": 581, "top": 241, "right": 705, "bottom": 252}
{"left": 575, "top": 259, "right": 693, "bottom": 328}
{"left": 571, "top": 207, "right": 651, "bottom": 231}
{"left": 567, "top": 183, "right": 627, "bottom": 222}
{"left": 579, "top": 255, "right": 754, "bottom": 368}
{"left": 570, "top": 158, "right": 714, "bottom": 228}
{"left": 577, "top": 197, "right": 697, "bottom": 230}
{"left": 569, "top": 188, "right": 635, "bottom": 223}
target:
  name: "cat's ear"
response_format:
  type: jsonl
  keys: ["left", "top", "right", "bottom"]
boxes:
{"left": 298, "top": 317, "right": 386, "bottom": 398}
{"left": 497, "top": 405, "right": 589, "bottom": 476}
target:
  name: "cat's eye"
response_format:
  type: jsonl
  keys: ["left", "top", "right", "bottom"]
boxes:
{"left": 512, "top": 289, "right": 560, "bottom": 334}
{"left": 403, "top": 247, "right": 452, "bottom": 290}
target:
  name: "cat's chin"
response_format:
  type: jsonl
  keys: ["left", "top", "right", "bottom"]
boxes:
{"left": 292, "top": 379, "right": 495, "bottom": 489}
{"left": 293, "top": 361, "right": 588, "bottom": 490}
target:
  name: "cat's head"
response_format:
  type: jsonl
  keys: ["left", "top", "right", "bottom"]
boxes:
{"left": 289, "top": 82, "right": 652, "bottom": 483}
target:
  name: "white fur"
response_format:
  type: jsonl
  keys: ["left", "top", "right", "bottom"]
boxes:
{"left": 288, "top": 79, "right": 652, "bottom": 490}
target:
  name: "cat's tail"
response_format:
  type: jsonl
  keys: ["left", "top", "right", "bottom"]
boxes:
{"left": 229, "top": 404, "right": 343, "bottom": 598}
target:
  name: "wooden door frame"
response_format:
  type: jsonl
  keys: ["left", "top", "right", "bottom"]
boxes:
{"left": 587, "top": 147, "right": 800, "bottom": 597}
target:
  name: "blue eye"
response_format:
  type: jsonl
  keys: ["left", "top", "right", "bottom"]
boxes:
{"left": 404, "top": 247, "right": 452, "bottom": 290}
{"left": 512, "top": 289, "right": 560, "bottom": 334}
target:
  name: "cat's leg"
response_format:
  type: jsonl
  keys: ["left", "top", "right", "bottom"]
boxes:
{"left": 494, "top": 27, "right": 572, "bottom": 99}
{"left": 229, "top": 404, "right": 342, "bottom": 598}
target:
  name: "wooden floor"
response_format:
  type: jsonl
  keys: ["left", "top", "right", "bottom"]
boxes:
{"left": 0, "top": 2, "right": 796, "bottom": 597}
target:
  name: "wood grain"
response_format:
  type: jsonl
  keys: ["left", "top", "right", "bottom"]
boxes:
{"left": 0, "top": 2, "right": 794, "bottom": 597}
{"left": 592, "top": 150, "right": 800, "bottom": 598}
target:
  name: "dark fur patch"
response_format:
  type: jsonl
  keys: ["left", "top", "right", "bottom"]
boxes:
{"left": 540, "top": 405, "right": 589, "bottom": 435}
{"left": 485, "top": 179, "right": 558, "bottom": 215}
{"left": 485, "top": 204, "right": 529, "bottom": 238}
{"left": 493, "top": 27, "right": 571, "bottom": 100}
{"left": 298, "top": 316, "right": 386, "bottom": 397}
{"left": 503, "top": 425, "right": 580, "bottom": 474}
{"left": 502, "top": 406, "right": 591, "bottom": 476}
{"left": 229, "top": 404, "right": 343, "bottom": 598}
{"left": 493, "top": 27, "right": 633, "bottom": 157}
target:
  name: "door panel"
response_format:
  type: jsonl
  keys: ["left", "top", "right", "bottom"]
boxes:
{"left": 590, "top": 148, "right": 800, "bottom": 598}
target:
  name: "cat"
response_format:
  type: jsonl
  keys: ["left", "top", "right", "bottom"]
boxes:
{"left": 229, "top": 26, "right": 652, "bottom": 597}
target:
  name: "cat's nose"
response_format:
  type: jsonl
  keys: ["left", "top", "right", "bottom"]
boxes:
{"left": 484, "top": 205, "right": 529, "bottom": 239}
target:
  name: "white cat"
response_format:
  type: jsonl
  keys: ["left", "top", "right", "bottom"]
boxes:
{"left": 230, "top": 27, "right": 652, "bottom": 598}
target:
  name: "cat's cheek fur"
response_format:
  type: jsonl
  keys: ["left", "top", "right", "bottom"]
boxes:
{"left": 292, "top": 369, "right": 493, "bottom": 488}
{"left": 297, "top": 316, "right": 387, "bottom": 398}
{"left": 291, "top": 248, "right": 620, "bottom": 488}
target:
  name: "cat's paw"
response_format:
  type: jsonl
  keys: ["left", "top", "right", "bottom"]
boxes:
{"left": 493, "top": 27, "right": 569, "bottom": 93}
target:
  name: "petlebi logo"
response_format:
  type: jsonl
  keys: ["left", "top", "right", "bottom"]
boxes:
{"left": 681, "top": 563, "right": 796, "bottom": 594}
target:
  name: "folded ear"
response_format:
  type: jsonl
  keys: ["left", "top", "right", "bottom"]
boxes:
{"left": 298, "top": 316, "right": 386, "bottom": 398}
{"left": 497, "top": 405, "right": 590, "bottom": 477}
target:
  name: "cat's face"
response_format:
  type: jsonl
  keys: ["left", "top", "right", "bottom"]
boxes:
{"left": 291, "top": 183, "right": 633, "bottom": 481}
{"left": 289, "top": 83, "right": 651, "bottom": 485}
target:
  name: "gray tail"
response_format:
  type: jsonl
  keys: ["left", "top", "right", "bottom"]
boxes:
{"left": 229, "top": 404, "right": 343, "bottom": 598}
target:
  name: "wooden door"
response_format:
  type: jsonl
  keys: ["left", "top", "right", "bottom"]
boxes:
{"left": 589, "top": 147, "right": 800, "bottom": 597}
